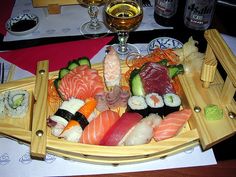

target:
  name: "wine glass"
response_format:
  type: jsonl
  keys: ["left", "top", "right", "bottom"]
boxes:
{"left": 79, "top": 0, "right": 109, "bottom": 38}
{"left": 104, "top": 0, "right": 143, "bottom": 58}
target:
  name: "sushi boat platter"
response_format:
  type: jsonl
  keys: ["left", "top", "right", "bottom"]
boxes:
{"left": 0, "top": 29, "right": 235, "bottom": 164}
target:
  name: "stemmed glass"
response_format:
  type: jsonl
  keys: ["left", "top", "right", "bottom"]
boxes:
{"left": 79, "top": 0, "right": 109, "bottom": 38}
{"left": 104, "top": 0, "right": 143, "bottom": 58}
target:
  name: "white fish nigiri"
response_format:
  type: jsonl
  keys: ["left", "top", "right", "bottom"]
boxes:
{"left": 124, "top": 114, "right": 162, "bottom": 146}
{"left": 103, "top": 46, "right": 121, "bottom": 88}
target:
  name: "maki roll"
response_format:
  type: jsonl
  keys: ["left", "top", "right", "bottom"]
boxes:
{"left": 163, "top": 93, "right": 181, "bottom": 116}
{"left": 145, "top": 93, "right": 164, "bottom": 116}
{"left": 127, "top": 96, "right": 148, "bottom": 117}
{"left": 4, "top": 90, "right": 29, "bottom": 118}
{"left": 0, "top": 94, "right": 5, "bottom": 118}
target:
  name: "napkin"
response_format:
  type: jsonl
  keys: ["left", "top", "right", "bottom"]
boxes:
{"left": 0, "top": 0, "right": 15, "bottom": 35}
{"left": 0, "top": 36, "right": 113, "bottom": 74}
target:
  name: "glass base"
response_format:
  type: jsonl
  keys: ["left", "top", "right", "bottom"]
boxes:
{"left": 112, "top": 43, "right": 140, "bottom": 60}
{"left": 80, "top": 21, "right": 109, "bottom": 38}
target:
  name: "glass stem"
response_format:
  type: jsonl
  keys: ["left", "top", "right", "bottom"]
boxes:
{"left": 88, "top": 5, "right": 100, "bottom": 29}
{"left": 117, "top": 32, "right": 129, "bottom": 53}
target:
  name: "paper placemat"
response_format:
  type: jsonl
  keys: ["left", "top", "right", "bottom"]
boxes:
{"left": 0, "top": 137, "right": 216, "bottom": 177}
{"left": 3, "top": 0, "right": 171, "bottom": 41}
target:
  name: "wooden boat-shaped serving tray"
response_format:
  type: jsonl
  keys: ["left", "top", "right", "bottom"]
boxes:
{"left": 0, "top": 29, "right": 235, "bottom": 164}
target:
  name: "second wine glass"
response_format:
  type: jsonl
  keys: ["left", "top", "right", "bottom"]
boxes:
{"left": 80, "top": 0, "right": 109, "bottom": 38}
{"left": 104, "top": 0, "right": 143, "bottom": 58}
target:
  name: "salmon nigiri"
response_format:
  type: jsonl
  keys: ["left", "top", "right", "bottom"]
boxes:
{"left": 60, "top": 98, "right": 97, "bottom": 142}
{"left": 80, "top": 110, "right": 120, "bottom": 145}
{"left": 153, "top": 109, "right": 192, "bottom": 141}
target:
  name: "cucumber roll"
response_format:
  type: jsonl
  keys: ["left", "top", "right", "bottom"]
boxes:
{"left": 145, "top": 93, "right": 164, "bottom": 117}
{"left": 127, "top": 96, "right": 148, "bottom": 117}
{"left": 0, "top": 94, "right": 5, "bottom": 118}
{"left": 163, "top": 93, "right": 181, "bottom": 116}
{"left": 4, "top": 90, "right": 29, "bottom": 118}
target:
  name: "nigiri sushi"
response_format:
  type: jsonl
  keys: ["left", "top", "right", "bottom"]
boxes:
{"left": 99, "top": 112, "right": 143, "bottom": 146}
{"left": 80, "top": 110, "right": 120, "bottom": 145}
{"left": 49, "top": 98, "right": 84, "bottom": 136}
{"left": 60, "top": 98, "right": 97, "bottom": 142}
{"left": 103, "top": 46, "right": 121, "bottom": 89}
{"left": 124, "top": 113, "right": 162, "bottom": 146}
{"left": 153, "top": 109, "right": 192, "bottom": 141}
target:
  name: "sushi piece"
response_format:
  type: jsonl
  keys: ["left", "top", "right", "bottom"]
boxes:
{"left": 57, "top": 65, "right": 104, "bottom": 101}
{"left": 153, "top": 109, "right": 192, "bottom": 141}
{"left": 4, "top": 90, "right": 29, "bottom": 118}
{"left": 127, "top": 96, "right": 148, "bottom": 117}
{"left": 60, "top": 98, "right": 97, "bottom": 142}
{"left": 80, "top": 110, "right": 120, "bottom": 145}
{"left": 124, "top": 113, "right": 162, "bottom": 146}
{"left": 145, "top": 93, "right": 164, "bottom": 116}
{"left": 49, "top": 98, "right": 84, "bottom": 136}
{"left": 99, "top": 112, "right": 143, "bottom": 146}
{"left": 103, "top": 46, "right": 121, "bottom": 89}
{"left": 163, "top": 93, "right": 181, "bottom": 116}
{"left": 0, "top": 94, "right": 5, "bottom": 118}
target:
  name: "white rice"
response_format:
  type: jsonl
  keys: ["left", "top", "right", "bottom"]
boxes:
{"left": 50, "top": 98, "right": 84, "bottom": 126}
{"left": 4, "top": 90, "right": 29, "bottom": 118}
{"left": 128, "top": 96, "right": 147, "bottom": 110}
{"left": 0, "top": 94, "right": 5, "bottom": 118}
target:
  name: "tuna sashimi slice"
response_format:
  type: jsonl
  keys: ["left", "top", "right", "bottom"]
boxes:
{"left": 153, "top": 109, "right": 192, "bottom": 141}
{"left": 80, "top": 110, "right": 120, "bottom": 145}
{"left": 99, "top": 112, "right": 143, "bottom": 146}
{"left": 139, "top": 62, "right": 175, "bottom": 95}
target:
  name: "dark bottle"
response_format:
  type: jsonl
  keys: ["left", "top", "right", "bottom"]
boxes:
{"left": 154, "top": 0, "right": 179, "bottom": 27}
{"left": 184, "top": 0, "right": 216, "bottom": 30}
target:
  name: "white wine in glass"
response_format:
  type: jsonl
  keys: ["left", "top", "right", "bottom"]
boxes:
{"left": 79, "top": 0, "right": 109, "bottom": 38}
{"left": 104, "top": 0, "right": 143, "bottom": 57}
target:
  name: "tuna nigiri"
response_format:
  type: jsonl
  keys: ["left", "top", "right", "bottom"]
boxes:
{"left": 80, "top": 110, "right": 120, "bottom": 145}
{"left": 99, "top": 112, "right": 143, "bottom": 146}
{"left": 103, "top": 46, "right": 121, "bottom": 89}
{"left": 153, "top": 109, "right": 192, "bottom": 141}
{"left": 60, "top": 98, "right": 97, "bottom": 142}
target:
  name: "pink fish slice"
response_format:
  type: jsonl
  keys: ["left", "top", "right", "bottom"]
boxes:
{"left": 153, "top": 109, "right": 192, "bottom": 141}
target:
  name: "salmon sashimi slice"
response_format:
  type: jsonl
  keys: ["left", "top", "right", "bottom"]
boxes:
{"left": 153, "top": 109, "right": 192, "bottom": 141}
{"left": 80, "top": 110, "right": 120, "bottom": 145}
{"left": 58, "top": 65, "right": 104, "bottom": 101}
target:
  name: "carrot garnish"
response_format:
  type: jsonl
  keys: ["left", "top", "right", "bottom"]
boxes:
{"left": 47, "top": 79, "right": 62, "bottom": 115}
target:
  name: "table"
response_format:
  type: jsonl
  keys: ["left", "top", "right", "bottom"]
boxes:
{"left": 0, "top": 1, "right": 236, "bottom": 177}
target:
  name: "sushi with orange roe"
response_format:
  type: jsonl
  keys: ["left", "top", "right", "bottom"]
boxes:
{"left": 60, "top": 98, "right": 97, "bottom": 142}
